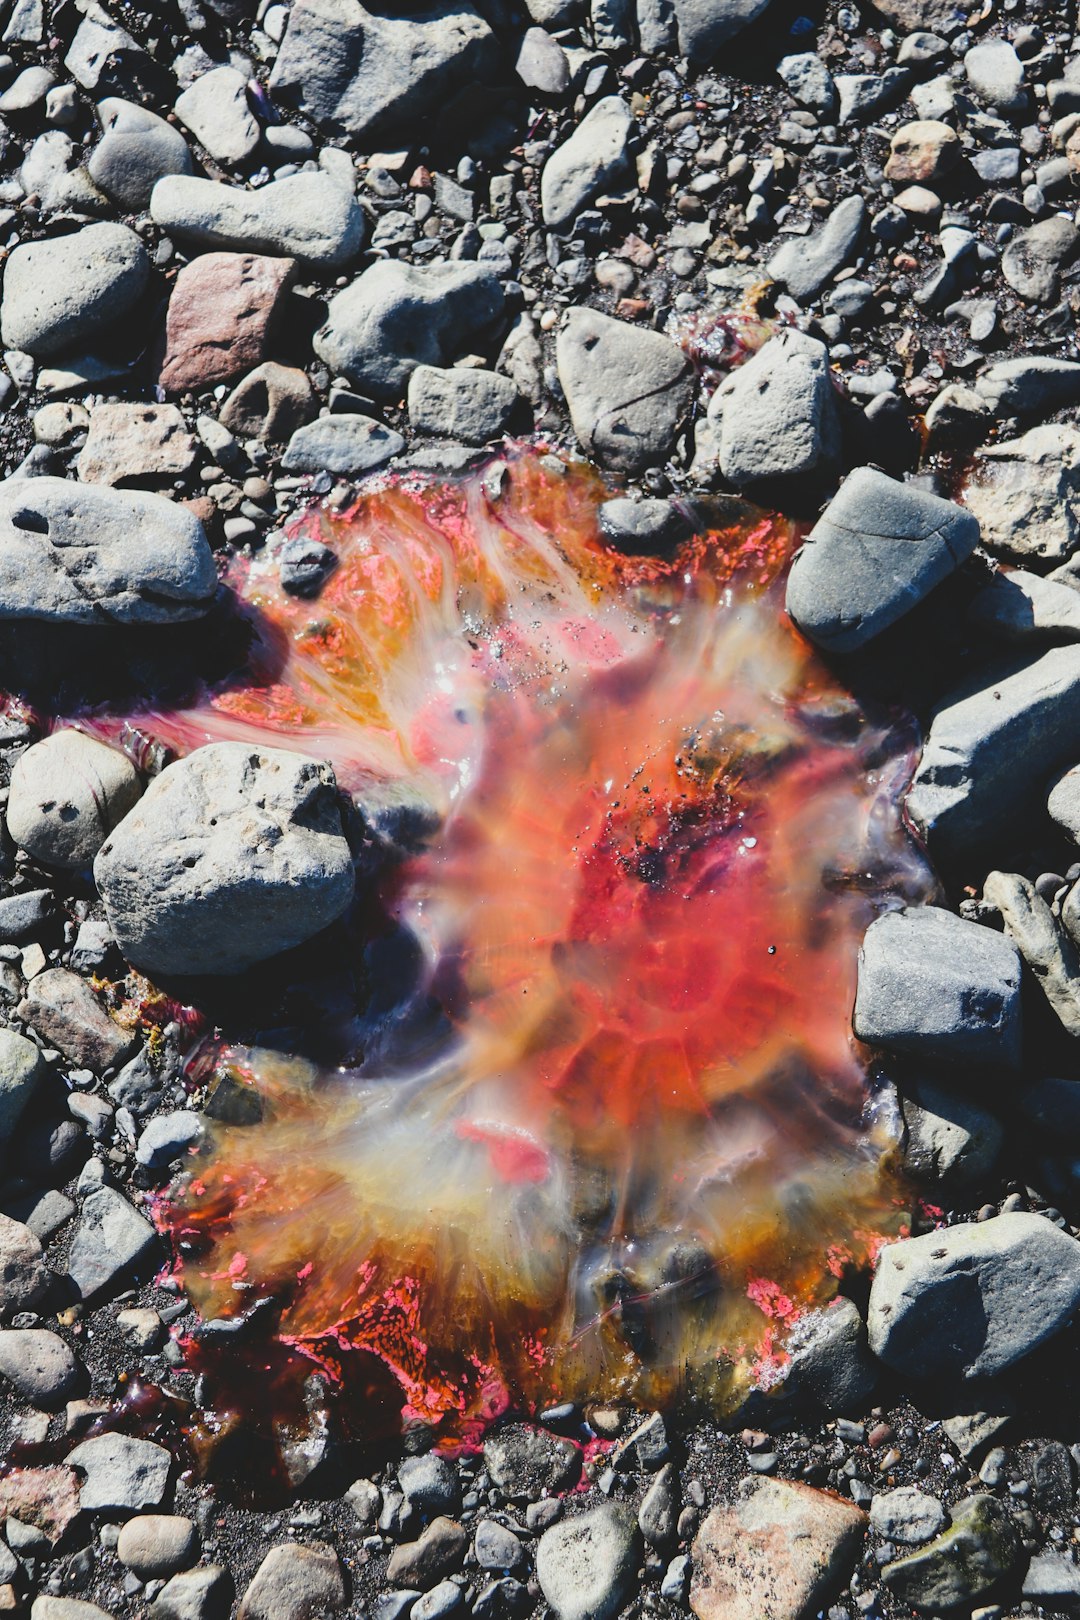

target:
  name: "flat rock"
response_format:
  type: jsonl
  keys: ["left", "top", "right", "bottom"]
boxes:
{"left": 976, "top": 356, "right": 1080, "bottom": 416}
{"left": 869, "top": 1486, "right": 945, "bottom": 1545}
{"left": 536, "top": 1504, "right": 639, "bottom": 1620}
{"left": 0, "top": 1328, "right": 79, "bottom": 1405}
{"left": 238, "top": 1542, "right": 345, "bottom": 1619}
{"left": 710, "top": 328, "right": 839, "bottom": 487}
{"left": 965, "top": 37, "right": 1026, "bottom": 113}
{"left": 785, "top": 466, "right": 979, "bottom": 653}
{"left": 484, "top": 1425, "right": 581, "bottom": 1495}
{"left": 1001, "top": 216, "right": 1078, "bottom": 303}
{"left": 777, "top": 51, "right": 836, "bottom": 115}
{"left": 0, "top": 476, "right": 216, "bottom": 625}
{"left": 315, "top": 260, "right": 504, "bottom": 402}
{"left": 77, "top": 403, "right": 197, "bottom": 486}
{"left": 150, "top": 172, "right": 364, "bottom": 270}
{"left": 135, "top": 1110, "right": 203, "bottom": 1169}
{"left": 67, "top": 1432, "right": 171, "bottom": 1512}
{"left": 515, "top": 27, "right": 569, "bottom": 94}
{"left": 961, "top": 423, "right": 1080, "bottom": 563}
{"left": 160, "top": 252, "right": 295, "bottom": 394}
{"left": 690, "top": 1478, "right": 865, "bottom": 1620}
{"left": 853, "top": 906, "right": 1021, "bottom": 1067}
{"left": 94, "top": 742, "right": 355, "bottom": 977}
{"left": 1, "top": 222, "right": 147, "bottom": 358}
{"left": 868, "top": 1211, "right": 1080, "bottom": 1380}
{"left": 281, "top": 414, "right": 405, "bottom": 475}
{"left": 1023, "top": 1549, "right": 1080, "bottom": 1603}
{"left": 175, "top": 66, "right": 260, "bottom": 166}
{"left": 407, "top": 366, "right": 518, "bottom": 444}
{"left": 881, "top": 1493, "right": 1020, "bottom": 1611}
{"left": 968, "top": 568, "right": 1080, "bottom": 643}
{"left": 8, "top": 731, "right": 142, "bottom": 869}
{"left": 556, "top": 307, "right": 693, "bottom": 474}
{"left": 220, "top": 362, "right": 314, "bottom": 443}
{"left": 0, "top": 1027, "right": 44, "bottom": 1145}
{"left": 67, "top": 1186, "right": 158, "bottom": 1301}
{"left": 117, "top": 1515, "right": 198, "bottom": 1578}
{"left": 767, "top": 195, "right": 864, "bottom": 302}
{"left": 1050, "top": 763, "right": 1080, "bottom": 839}
{"left": 150, "top": 1565, "right": 233, "bottom": 1620}
{"left": 19, "top": 968, "right": 137, "bottom": 1069}
{"left": 269, "top": 0, "right": 498, "bottom": 141}
{"left": 541, "top": 96, "right": 634, "bottom": 231}
{"left": 89, "top": 97, "right": 193, "bottom": 212}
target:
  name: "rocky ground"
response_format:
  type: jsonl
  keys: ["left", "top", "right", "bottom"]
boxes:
{"left": 2, "top": 0, "right": 1080, "bottom": 1616}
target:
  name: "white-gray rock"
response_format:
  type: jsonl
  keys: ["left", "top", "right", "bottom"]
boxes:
{"left": 407, "top": 366, "right": 519, "bottom": 444}
{"left": 709, "top": 328, "right": 839, "bottom": 486}
{"left": 540, "top": 96, "right": 634, "bottom": 231}
{"left": 0, "top": 1027, "right": 44, "bottom": 1146}
{"left": 175, "top": 66, "right": 260, "bottom": 166}
{"left": 8, "top": 731, "right": 142, "bottom": 869}
{"left": 964, "top": 37, "right": 1026, "bottom": 113}
{"left": 1050, "top": 763, "right": 1080, "bottom": 840}
{"left": 869, "top": 1487, "right": 945, "bottom": 1545}
{"left": 779, "top": 1296, "right": 878, "bottom": 1416}
{"left": 0, "top": 1212, "right": 48, "bottom": 1316}
{"left": 150, "top": 172, "right": 364, "bottom": 269}
{"left": 898, "top": 1075, "right": 1004, "bottom": 1185}
{"left": 281, "top": 414, "right": 405, "bottom": 475}
{"left": 94, "top": 742, "right": 355, "bottom": 977}
{"left": 68, "top": 1186, "right": 159, "bottom": 1302}
{"left": 0, "top": 1328, "right": 79, "bottom": 1406}
{"left": 1001, "top": 217, "right": 1078, "bottom": 305}
{"left": 150, "top": 1566, "right": 233, "bottom": 1620}
{"left": 976, "top": 356, "right": 1080, "bottom": 416}
{"left": 556, "top": 307, "right": 693, "bottom": 474}
{"left": 536, "top": 1505, "right": 639, "bottom": 1620}
{"left": 768, "top": 195, "right": 865, "bottom": 302}
{"left": 89, "top": 98, "right": 193, "bottom": 212}
{"left": 135, "top": 1111, "right": 203, "bottom": 1169}
{"left": 777, "top": 51, "right": 836, "bottom": 114}
{"left": 117, "top": 1515, "right": 198, "bottom": 1578}
{"left": 237, "top": 1541, "right": 346, "bottom": 1620}
{"left": 961, "top": 423, "right": 1080, "bottom": 563}
{"left": 67, "top": 1432, "right": 172, "bottom": 1512}
{"left": 1, "top": 222, "right": 148, "bottom": 357}
{"left": 967, "top": 568, "right": 1080, "bottom": 643}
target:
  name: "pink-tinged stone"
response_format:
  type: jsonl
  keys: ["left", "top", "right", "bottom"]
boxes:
{"left": 0, "top": 1466, "right": 81, "bottom": 1544}
{"left": 159, "top": 251, "right": 295, "bottom": 393}
{"left": 690, "top": 1477, "right": 866, "bottom": 1620}
{"left": 77, "top": 403, "right": 197, "bottom": 486}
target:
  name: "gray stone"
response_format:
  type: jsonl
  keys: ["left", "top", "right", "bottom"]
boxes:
{"left": 474, "top": 1520, "right": 523, "bottom": 1570}
{"left": 0, "top": 476, "right": 215, "bottom": 626}
{"left": 8, "top": 731, "right": 142, "bottom": 869}
{"left": 976, "top": 356, "right": 1080, "bottom": 416}
{"left": 0, "top": 1212, "right": 48, "bottom": 1316}
{"left": 1, "top": 223, "right": 147, "bottom": 358}
{"left": 965, "top": 38, "right": 1026, "bottom": 113}
{"left": 881, "top": 1494, "right": 1020, "bottom": 1611}
{"left": 835, "top": 68, "right": 910, "bottom": 123}
{"left": 597, "top": 497, "right": 691, "bottom": 552}
{"left": 89, "top": 98, "right": 193, "bottom": 213}
{"left": 281, "top": 414, "right": 405, "bottom": 476}
{"left": 767, "top": 195, "right": 865, "bottom": 302}
{"left": 868, "top": 1211, "right": 1080, "bottom": 1380}
{"left": 541, "top": 97, "right": 634, "bottom": 232}
{"left": 31, "top": 1602, "right": 115, "bottom": 1620}
{"left": 777, "top": 51, "right": 835, "bottom": 115}
{"left": 150, "top": 173, "right": 363, "bottom": 270}
{"left": 853, "top": 906, "right": 1021, "bottom": 1067}
{"left": 785, "top": 466, "right": 979, "bottom": 653}
{"left": 407, "top": 366, "right": 518, "bottom": 444}
{"left": 672, "top": 0, "right": 771, "bottom": 62}
{"left": 175, "top": 67, "right": 260, "bottom": 166}
{"left": 64, "top": 7, "right": 146, "bottom": 92}
{"left": 962, "top": 424, "right": 1080, "bottom": 564}
{"left": 1050, "top": 762, "right": 1080, "bottom": 839}
{"left": 17, "top": 130, "right": 109, "bottom": 218}
{"left": 19, "top": 968, "right": 137, "bottom": 1069}
{"left": 556, "top": 307, "right": 693, "bottom": 475}
{"left": 67, "top": 1432, "right": 171, "bottom": 1512}
{"left": 68, "top": 1185, "right": 159, "bottom": 1302}
{"left": 709, "top": 328, "right": 839, "bottom": 487}
{"left": 0, "top": 1027, "right": 44, "bottom": 1145}
{"left": 150, "top": 1565, "right": 233, "bottom": 1620}
{"left": 0, "top": 889, "right": 53, "bottom": 944}
{"left": 942, "top": 1407, "right": 1014, "bottom": 1460}
{"left": 484, "top": 1425, "right": 580, "bottom": 1495}
{"left": 221, "top": 362, "right": 315, "bottom": 443}
{"left": 1001, "top": 216, "right": 1078, "bottom": 304}
{"left": 869, "top": 1486, "right": 945, "bottom": 1545}
{"left": 117, "top": 1515, "right": 198, "bottom": 1578}
{"left": 94, "top": 742, "right": 355, "bottom": 978}
{"left": 906, "top": 645, "right": 1080, "bottom": 863}
{"left": 399, "top": 1454, "right": 461, "bottom": 1519}
{"left": 315, "top": 261, "right": 504, "bottom": 402}
{"left": 135, "top": 1111, "right": 203, "bottom": 1169}
{"left": 925, "top": 383, "right": 991, "bottom": 446}
{"left": 269, "top": 0, "right": 497, "bottom": 142}
{"left": 1023, "top": 1549, "right": 1080, "bottom": 1603}
{"left": 536, "top": 1505, "right": 639, "bottom": 1620}
{"left": 386, "top": 1518, "right": 467, "bottom": 1590}
{"left": 514, "top": 27, "right": 569, "bottom": 95}
{"left": 898, "top": 1075, "right": 1004, "bottom": 1184}
{"left": 983, "top": 868, "right": 1080, "bottom": 1039}
{"left": 968, "top": 567, "right": 1080, "bottom": 643}
{"left": 0, "top": 1328, "right": 78, "bottom": 1405}
{"left": 638, "top": 1463, "right": 679, "bottom": 1547}
{"left": 780, "top": 1295, "right": 878, "bottom": 1416}
{"left": 238, "top": 1542, "right": 345, "bottom": 1619}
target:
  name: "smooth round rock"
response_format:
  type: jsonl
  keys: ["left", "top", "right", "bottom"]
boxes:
{"left": 8, "top": 730, "right": 142, "bottom": 869}
{"left": 117, "top": 1514, "right": 198, "bottom": 1578}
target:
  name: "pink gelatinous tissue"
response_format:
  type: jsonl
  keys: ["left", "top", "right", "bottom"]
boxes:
{"left": 152, "top": 450, "right": 931, "bottom": 1436}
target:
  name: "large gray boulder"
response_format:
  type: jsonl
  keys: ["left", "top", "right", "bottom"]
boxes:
{"left": 0, "top": 477, "right": 216, "bottom": 625}
{"left": 868, "top": 1212, "right": 1080, "bottom": 1380}
{"left": 1, "top": 222, "right": 148, "bottom": 357}
{"left": 150, "top": 173, "right": 364, "bottom": 269}
{"left": 541, "top": 96, "right": 634, "bottom": 231}
{"left": 709, "top": 328, "right": 839, "bottom": 487}
{"left": 89, "top": 98, "right": 194, "bottom": 213}
{"left": 786, "top": 467, "right": 979, "bottom": 652}
{"left": 556, "top": 308, "right": 693, "bottom": 474}
{"left": 94, "top": 742, "right": 356, "bottom": 977}
{"left": 906, "top": 645, "right": 1080, "bottom": 863}
{"left": 269, "top": 0, "right": 498, "bottom": 141}
{"left": 672, "top": 0, "right": 772, "bottom": 62}
{"left": 853, "top": 906, "right": 1022, "bottom": 1068}
{"left": 881, "top": 1494, "right": 1021, "bottom": 1612}
{"left": 314, "top": 261, "right": 504, "bottom": 402}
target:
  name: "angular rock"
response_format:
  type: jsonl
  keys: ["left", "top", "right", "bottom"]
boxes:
{"left": 68, "top": 1186, "right": 159, "bottom": 1301}
{"left": 117, "top": 1515, "right": 198, "bottom": 1578}
{"left": 0, "top": 477, "right": 216, "bottom": 625}
{"left": 885, "top": 119, "right": 960, "bottom": 184}
{"left": 777, "top": 52, "right": 836, "bottom": 115}
{"left": 8, "top": 731, "right": 141, "bottom": 870}
{"left": 0, "top": 889, "right": 54, "bottom": 944}
{"left": 541, "top": 97, "right": 634, "bottom": 232}
{"left": 407, "top": 366, "right": 519, "bottom": 444}
{"left": 1023, "top": 1549, "right": 1080, "bottom": 1604}
{"left": 269, "top": 0, "right": 498, "bottom": 141}
{"left": 151, "top": 1565, "right": 233, "bottom": 1620}
{"left": 556, "top": 308, "right": 693, "bottom": 474}
{"left": 175, "top": 66, "right": 260, "bottom": 166}
{"left": 881, "top": 1494, "right": 1020, "bottom": 1611}
{"left": 135, "top": 1111, "right": 203, "bottom": 1169}
{"left": 1, "top": 222, "right": 148, "bottom": 358}
{"left": 672, "top": 0, "right": 771, "bottom": 61}
{"left": 220, "top": 362, "right": 314, "bottom": 443}
{"left": 853, "top": 906, "right": 1021, "bottom": 1067}
{"left": 598, "top": 496, "right": 691, "bottom": 553}
{"left": 399, "top": 1455, "right": 461, "bottom": 1520}
{"left": 160, "top": 252, "right": 294, "bottom": 394}
{"left": 898, "top": 1074, "right": 1003, "bottom": 1185}
{"left": 639, "top": 1464, "right": 679, "bottom": 1547}
{"left": 767, "top": 195, "right": 864, "bottom": 302}
{"left": 89, "top": 98, "right": 193, "bottom": 213}
{"left": 67, "top": 1432, "right": 171, "bottom": 1512}
{"left": 780, "top": 1295, "right": 878, "bottom": 1416}
{"left": 150, "top": 172, "right": 364, "bottom": 270}
{"left": 238, "top": 1542, "right": 345, "bottom": 1619}
{"left": 94, "top": 742, "right": 355, "bottom": 978}
{"left": 65, "top": 8, "right": 149, "bottom": 94}
{"left": 690, "top": 1478, "right": 865, "bottom": 1620}
{"left": 869, "top": 1211, "right": 1080, "bottom": 1380}
{"left": 1001, "top": 216, "right": 1078, "bottom": 304}
{"left": 315, "top": 261, "right": 504, "bottom": 402}
{"left": 906, "top": 645, "right": 1080, "bottom": 863}
{"left": 976, "top": 356, "right": 1080, "bottom": 416}
{"left": 19, "top": 968, "right": 136, "bottom": 1069}
{"left": 983, "top": 868, "right": 1080, "bottom": 1038}
{"left": 536, "top": 1505, "right": 639, "bottom": 1620}
{"left": 785, "top": 466, "right": 979, "bottom": 653}
{"left": 0, "top": 1214, "right": 48, "bottom": 1315}
{"left": 387, "top": 1518, "right": 467, "bottom": 1590}
{"left": 281, "top": 414, "right": 405, "bottom": 476}
{"left": 0, "top": 1328, "right": 79, "bottom": 1406}
{"left": 0, "top": 1027, "right": 44, "bottom": 1145}
{"left": 961, "top": 424, "right": 1080, "bottom": 563}
{"left": 709, "top": 328, "right": 839, "bottom": 487}
{"left": 77, "top": 403, "right": 197, "bottom": 487}
{"left": 868, "top": 1486, "right": 945, "bottom": 1545}
{"left": 0, "top": 1465, "right": 80, "bottom": 1545}
{"left": 968, "top": 568, "right": 1080, "bottom": 643}
{"left": 484, "top": 1425, "right": 581, "bottom": 1495}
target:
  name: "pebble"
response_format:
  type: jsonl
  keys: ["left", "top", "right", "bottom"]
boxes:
{"left": 885, "top": 119, "right": 961, "bottom": 184}
{"left": 963, "top": 424, "right": 1080, "bottom": 563}
{"left": 0, "top": 1328, "right": 78, "bottom": 1405}
{"left": 899, "top": 1075, "right": 1004, "bottom": 1185}
{"left": 881, "top": 1495, "right": 1020, "bottom": 1611}
{"left": 474, "top": 1520, "right": 524, "bottom": 1570}
{"left": 1001, "top": 216, "right": 1079, "bottom": 303}
{"left": 78, "top": 402, "right": 197, "bottom": 486}
{"left": 220, "top": 361, "right": 314, "bottom": 443}
{"left": 150, "top": 172, "right": 364, "bottom": 269}
{"left": 386, "top": 1518, "right": 467, "bottom": 1590}
{"left": 8, "top": 731, "right": 142, "bottom": 869}
{"left": 116, "top": 1515, "right": 198, "bottom": 1578}
{"left": 236, "top": 1542, "right": 345, "bottom": 1620}
{"left": 20, "top": 967, "right": 137, "bottom": 1070}
{"left": 399, "top": 1454, "right": 462, "bottom": 1520}
{"left": 709, "top": 327, "right": 839, "bottom": 486}
{"left": 767, "top": 195, "right": 865, "bottom": 301}
{"left": 868, "top": 1486, "right": 946, "bottom": 1545}
{"left": 484, "top": 1424, "right": 581, "bottom": 1495}
{"left": 66, "top": 1432, "right": 172, "bottom": 1512}
{"left": 149, "top": 1565, "right": 233, "bottom": 1620}
{"left": 597, "top": 496, "right": 691, "bottom": 552}
{"left": 135, "top": 1110, "right": 203, "bottom": 1169}
{"left": 535, "top": 1505, "right": 639, "bottom": 1620}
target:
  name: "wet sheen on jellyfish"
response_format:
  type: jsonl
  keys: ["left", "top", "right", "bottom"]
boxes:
{"left": 148, "top": 449, "right": 932, "bottom": 1439}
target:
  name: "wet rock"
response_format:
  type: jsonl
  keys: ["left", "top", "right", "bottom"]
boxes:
{"left": 899, "top": 1076, "right": 1004, "bottom": 1184}
{"left": 868, "top": 1211, "right": 1080, "bottom": 1380}
{"left": 0, "top": 1027, "right": 44, "bottom": 1144}
{"left": 881, "top": 1494, "right": 1020, "bottom": 1611}
{"left": 94, "top": 742, "right": 355, "bottom": 978}
{"left": 536, "top": 1504, "right": 639, "bottom": 1620}
{"left": 885, "top": 119, "right": 960, "bottom": 184}
{"left": 541, "top": 97, "right": 634, "bottom": 231}
{"left": 117, "top": 1515, "right": 198, "bottom": 1578}
{"left": 1, "top": 222, "right": 148, "bottom": 358}
{"left": 976, "top": 356, "right": 1080, "bottom": 416}
{"left": 780, "top": 1295, "right": 878, "bottom": 1416}
{"left": 151, "top": 1565, "right": 233, "bottom": 1620}
{"left": 399, "top": 1454, "right": 462, "bottom": 1520}
{"left": 690, "top": 1478, "right": 865, "bottom": 1620}
{"left": 906, "top": 646, "right": 1080, "bottom": 863}
{"left": 88, "top": 98, "right": 193, "bottom": 212}
{"left": 238, "top": 1542, "right": 346, "bottom": 1619}
{"left": 767, "top": 195, "right": 865, "bottom": 302}
{"left": 135, "top": 1110, "right": 203, "bottom": 1168}
{"left": 278, "top": 538, "right": 338, "bottom": 598}
{"left": 77, "top": 403, "right": 197, "bottom": 487}
{"left": 785, "top": 466, "right": 979, "bottom": 653}
{"left": 8, "top": 731, "right": 142, "bottom": 869}
{"left": 407, "top": 367, "right": 519, "bottom": 444}
{"left": 556, "top": 308, "right": 693, "bottom": 474}
{"left": 68, "top": 1186, "right": 159, "bottom": 1301}
{"left": 484, "top": 1425, "right": 581, "bottom": 1495}
{"left": 220, "top": 362, "right": 314, "bottom": 443}
{"left": 0, "top": 1329, "right": 78, "bottom": 1406}
{"left": 150, "top": 173, "right": 364, "bottom": 270}
{"left": 1001, "top": 217, "right": 1078, "bottom": 304}
{"left": 19, "top": 968, "right": 137, "bottom": 1069}
{"left": 269, "top": 0, "right": 497, "bottom": 141}
{"left": 598, "top": 497, "right": 691, "bottom": 552}
{"left": 160, "top": 252, "right": 295, "bottom": 394}
{"left": 67, "top": 1432, "right": 171, "bottom": 1512}
{"left": 0, "top": 477, "right": 216, "bottom": 625}
{"left": 387, "top": 1518, "right": 467, "bottom": 1590}
{"left": 853, "top": 906, "right": 1021, "bottom": 1067}
{"left": 869, "top": 1486, "right": 945, "bottom": 1545}
{"left": 983, "top": 869, "right": 1080, "bottom": 1038}
{"left": 282, "top": 414, "right": 405, "bottom": 476}
{"left": 709, "top": 328, "right": 839, "bottom": 487}
{"left": 315, "top": 261, "right": 504, "bottom": 402}
{"left": 175, "top": 66, "right": 260, "bottom": 167}
{"left": 961, "top": 424, "right": 1080, "bottom": 563}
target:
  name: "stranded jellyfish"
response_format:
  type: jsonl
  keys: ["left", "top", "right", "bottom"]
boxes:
{"left": 153, "top": 450, "right": 931, "bottom": 1438}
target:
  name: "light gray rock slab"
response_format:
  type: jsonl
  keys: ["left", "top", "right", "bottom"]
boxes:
{"left": 868, "top": 1487, "right": 945, "bottom": 1546}
{"left": 1, "top": 222, "right": 147, "bottom": 357}
{"left": 976, "top": 356, "right": 1080, "bottom": 416}
{"left": 710, "top": 328, "right": 839, "bottom": 486}
{"left": 407, "top": 366, "right": 518, "bottom": 444}
{"left": 0, "top": 1328, "right": 79, "bottom": 1406}
{"left": 281, "top": 414, "right": 405, "bottom": 475}
{"left": 556, "top": 307, "right": 693, "bottom": 474}
{"left": 150, "top": 172, "right": 364, "bottom": 269}
{"left": 540, "top": 96, "right": 633, "bottom": 231}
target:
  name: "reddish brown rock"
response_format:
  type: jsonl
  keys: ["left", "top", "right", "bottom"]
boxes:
{"left": 219, "top": 360, "right": 315, "bottom": 442}
{"left": 159, "top": 252, "right": 295, "bottom": 394}
{"left": 690, "top": 1478, "right": 866, "bottom": 1620}
{"left": 0, "top": 1466, "right": 81, "bottom": 1545}
{"left": 884, "top": 120, "right": 961, "bottom": 185}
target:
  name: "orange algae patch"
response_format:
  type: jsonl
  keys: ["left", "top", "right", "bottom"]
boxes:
{"left": 157, "top": 450, "right": 930, "bottom": 1433}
